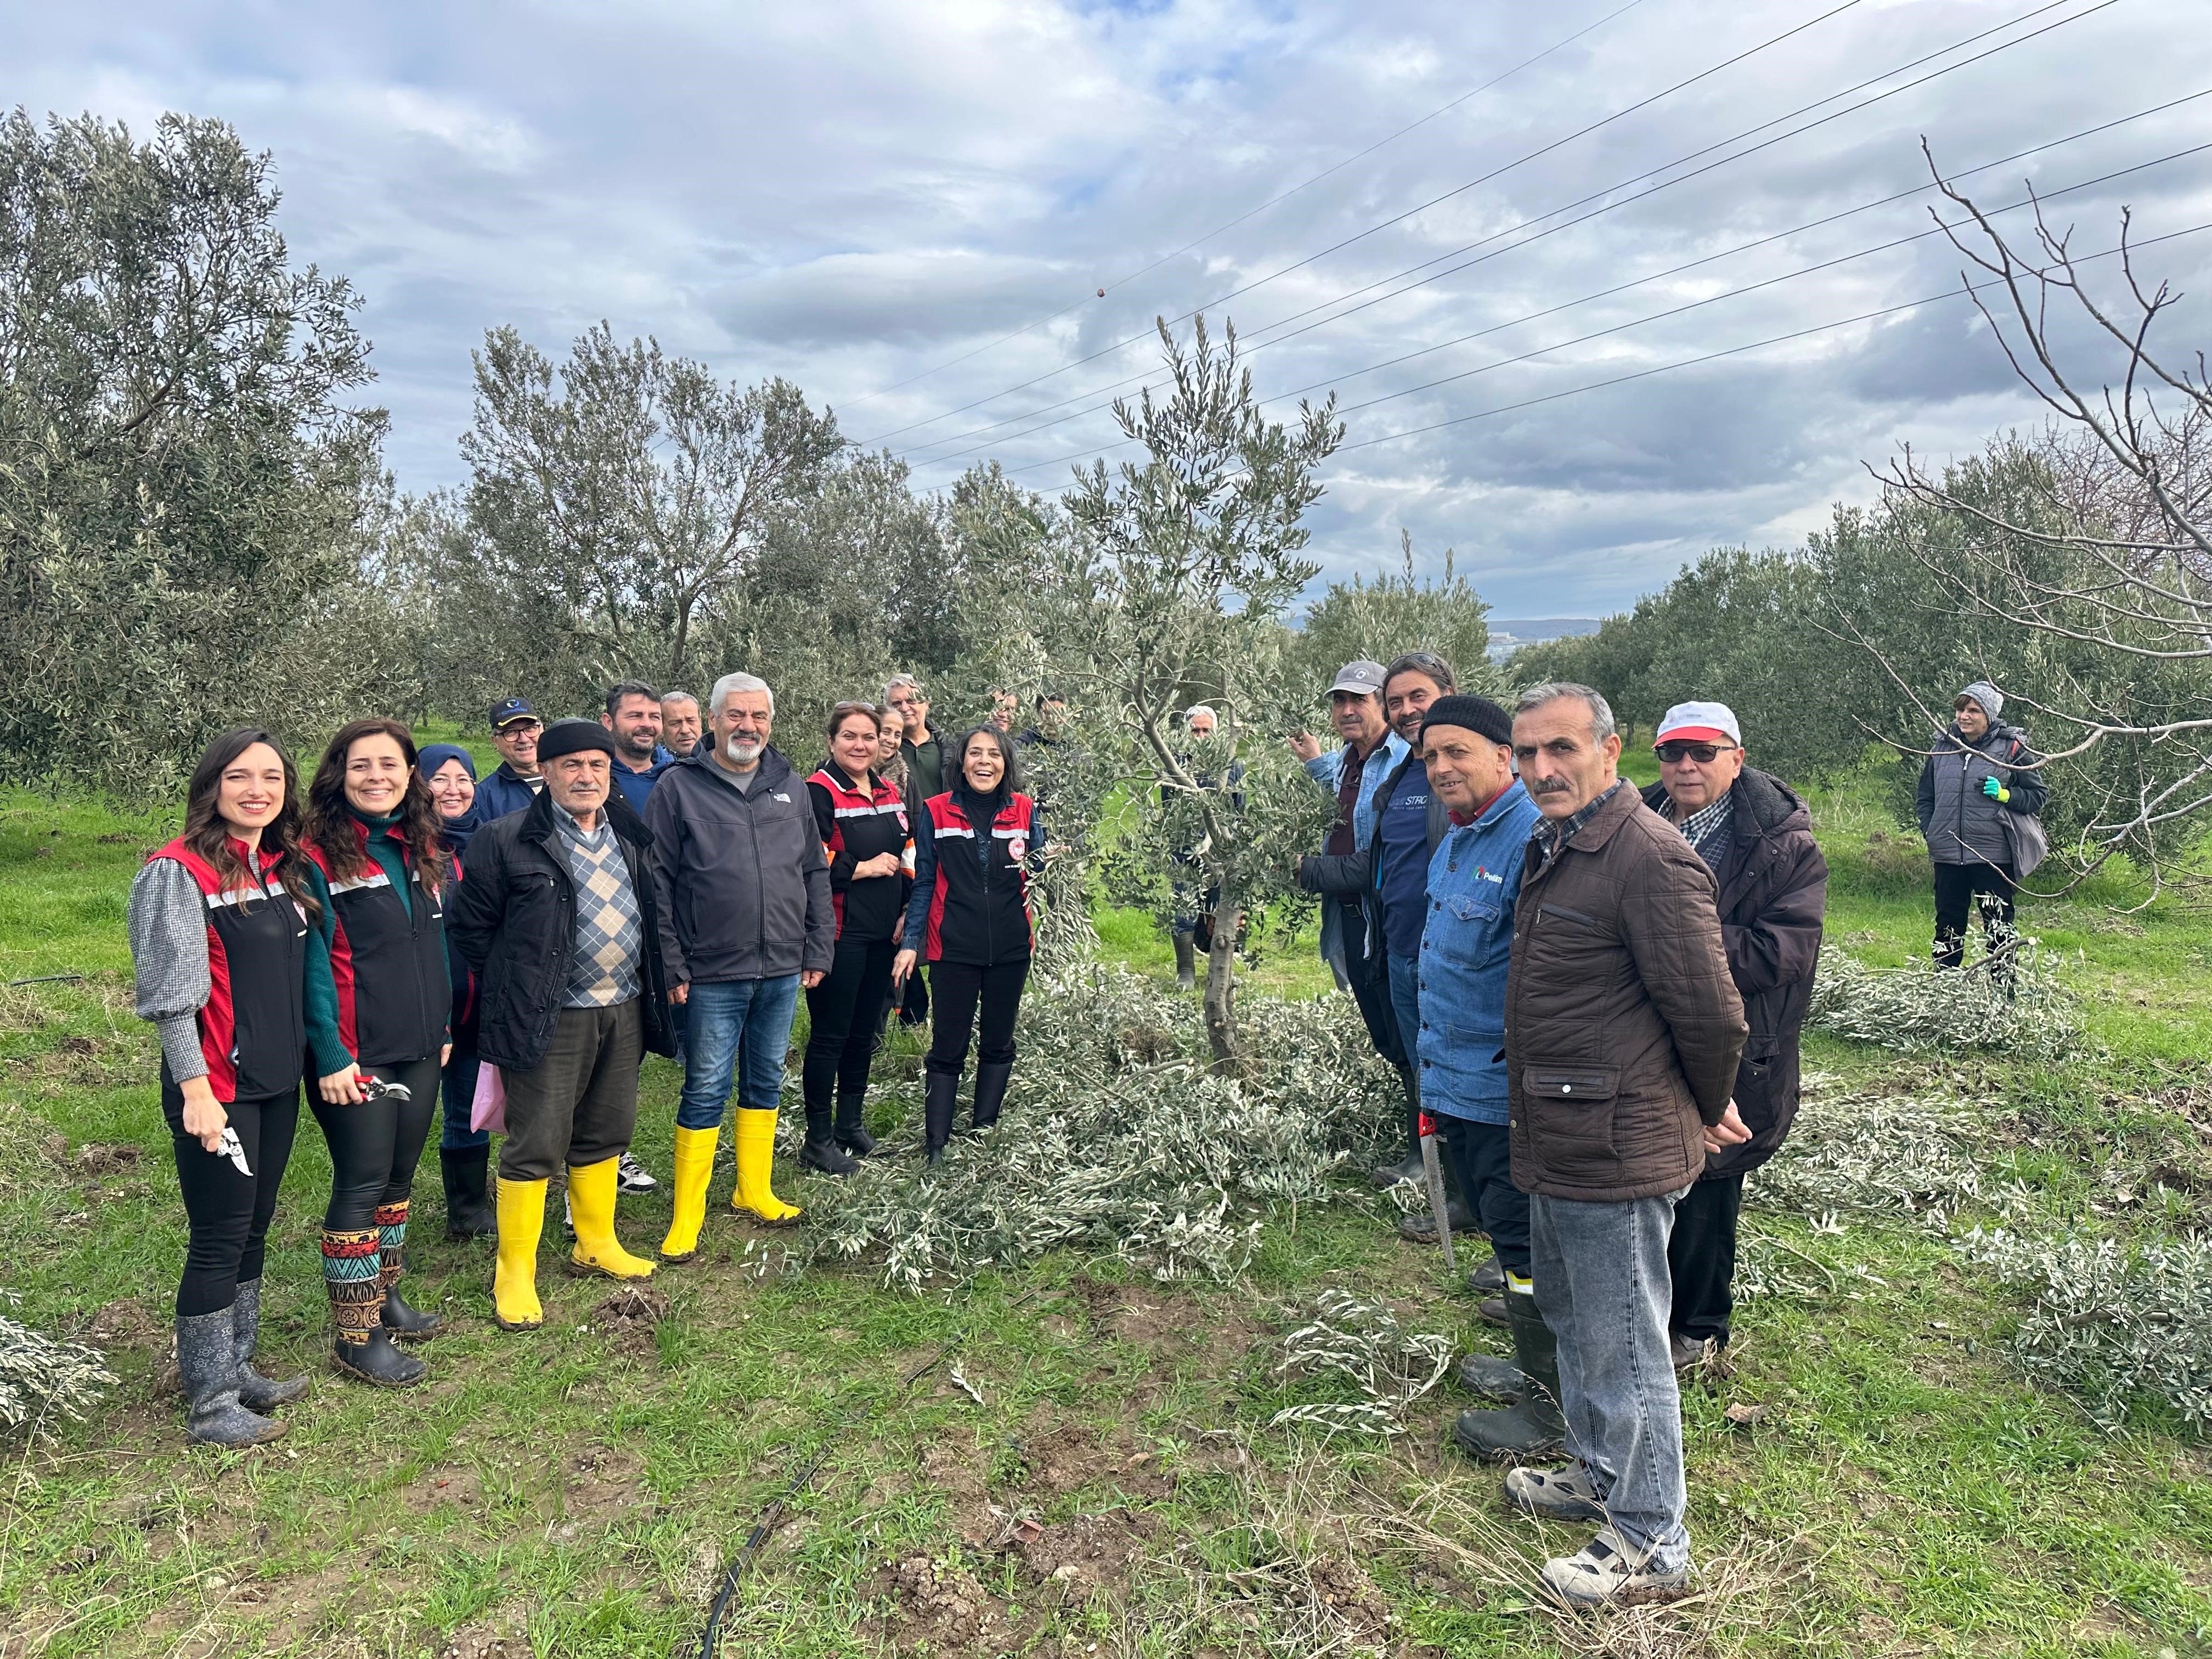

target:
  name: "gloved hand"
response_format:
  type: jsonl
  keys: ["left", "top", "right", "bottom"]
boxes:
{"left": 1982, "top": 776, "right": 2010, "bottom": 803}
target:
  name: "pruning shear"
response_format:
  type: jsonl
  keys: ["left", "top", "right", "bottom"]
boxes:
{"left": 215, "top": 1125, "right": 252, "bottom": 1178}
{"left": 357, "top": 1074, "right": 412, "bottom": 1105}
{"left": 1417, "top": 1108, "right": 1457, "bottom": 1274}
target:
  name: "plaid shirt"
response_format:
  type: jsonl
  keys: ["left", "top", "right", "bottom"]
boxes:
{"left": 1533, "top": 780, "right": 1623, "bottom": 873}
{"left": 1671, "top": 789, "right": 1735, "bottom": 869}
{"left": 552, "top": 800, "right": 643, "bottom": 1008}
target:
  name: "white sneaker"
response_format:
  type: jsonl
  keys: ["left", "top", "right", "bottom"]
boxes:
{"left": 1538, "top": 1528, "right": 1690, "bottom": 1609}
{"left": 617, "top": 1152, "right": 657, "bottom": 1192}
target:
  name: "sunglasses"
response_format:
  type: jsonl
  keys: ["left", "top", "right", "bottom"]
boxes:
{"left": 1656, "top": 741, "right": 1734, "bottom": 764}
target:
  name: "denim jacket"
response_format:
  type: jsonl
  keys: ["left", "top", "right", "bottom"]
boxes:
{"left": 1304, "top": 730, "right": 1410, "bottom": 967}
{"left": 1415, "top": 780, "right": 1542, "bottom": 1124}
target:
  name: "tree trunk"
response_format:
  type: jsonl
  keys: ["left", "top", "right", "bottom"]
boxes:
{"left": 1201, "top": 896, "right": 1243, "bottom": 1075}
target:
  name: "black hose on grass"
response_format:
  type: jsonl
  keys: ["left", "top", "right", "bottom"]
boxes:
{"left": 685, "top": 1284, "right": 1045, "bottom": 1659}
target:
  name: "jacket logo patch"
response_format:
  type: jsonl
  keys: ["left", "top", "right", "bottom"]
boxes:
{"left": 773, "top": 792, "right": 791, "bottom": 803}
{"left": 1007, "top": 838, "right": 1028, "bottom": 861}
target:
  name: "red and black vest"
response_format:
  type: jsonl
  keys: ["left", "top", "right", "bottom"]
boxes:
{"left": 149, "top": 838, "right": 309, "bottom": 1102}
{"left": 807, "top": 764, "right": 913, "bottom": 944}
{"left": 307, "top": 822, "right": 449, "bottom": 1067}
{"left": 919, "top": 791, "right": 1036, "bottom": 967}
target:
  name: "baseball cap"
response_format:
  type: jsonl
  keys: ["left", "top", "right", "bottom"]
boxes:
{"left": 1654, "top": 701, "right": 1742, "bottom": 748}
{"left": 1327, "top": 659, "right": 1388, "bottom": 697}
{"left": 489, "top": 696, "right": 539, "bottom": 729}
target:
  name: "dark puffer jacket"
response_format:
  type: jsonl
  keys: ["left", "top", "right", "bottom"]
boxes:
{"left": 1641, "top": 768, "right": 1827, "bottom": 1181}
{"left": 1915, "top": 721, "right": 2046, "bottom": 867}
{"left": 448, "top": 788, "right": 677, "bottom": 1071}
{"left": 1505, "top": 784, "right": 1747, "bottom": 1203}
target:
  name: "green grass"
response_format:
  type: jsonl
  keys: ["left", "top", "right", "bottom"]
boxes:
{"left": 3, "top": 777, "right": 2211, "bottom": 1656}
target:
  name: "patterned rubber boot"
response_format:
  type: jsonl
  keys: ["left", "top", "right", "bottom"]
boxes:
{"left": 231, "top": 1278, "right": 307, "bottom": 1410}
{"left": 324, "top": 1227, "right": 426, "bottom": 1387}
{"left": 178, "top": 1307, "right": 284, "bottom": 1447}
{"left": 376, "top": 1200, "right": 444, "bottom": 1339}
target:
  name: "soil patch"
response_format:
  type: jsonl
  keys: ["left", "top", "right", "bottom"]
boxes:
{"left": 592, "top": 1284, "right": 670, "bottom": 1358}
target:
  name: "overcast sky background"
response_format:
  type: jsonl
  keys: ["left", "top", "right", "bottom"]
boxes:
{"left": 15, "top": 0, "right": 2212, "bottom": 613}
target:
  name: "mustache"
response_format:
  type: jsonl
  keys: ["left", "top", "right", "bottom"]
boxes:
{"left": 1528, "top": 777, "right": 1574, "bottom": 794}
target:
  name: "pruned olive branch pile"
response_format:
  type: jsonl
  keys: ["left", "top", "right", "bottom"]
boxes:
{"left": 1268, "top": 1290, "right": 1454, "bottom": 1438}
{"left": 1804, "top": 935, "right": 2095, "bottom": 1063}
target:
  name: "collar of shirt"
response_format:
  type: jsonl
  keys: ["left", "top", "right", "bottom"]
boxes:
{"left": 1535, "top": 780, "right": 1623, "bottom": 864}
{"left": 1669, "top": 788, "right": 1735, "bottom": 859}
{"left": 550, "top": 796, "right": 611, "bottom": 848}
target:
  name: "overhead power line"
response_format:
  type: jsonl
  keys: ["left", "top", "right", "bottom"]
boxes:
{"left": 898, "top": 0, "right": 2115, "bottom": 468}
{"left": 836, "top": 0, "right": 1652, "bottom": 411}
{"left": 855, "top": 0, "right": 1872, "bottom": 447}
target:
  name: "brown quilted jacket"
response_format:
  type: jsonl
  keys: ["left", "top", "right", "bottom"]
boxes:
{"left": 1505, "top": 783, "right": 1747, "bottom": 1202}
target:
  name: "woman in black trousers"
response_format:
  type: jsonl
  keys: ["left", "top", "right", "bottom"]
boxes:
{"left": 301, "top": 718, "right": 454, "bottom": 1387}
{"left": 895, "top": 724, "right": 1042, "bottom": 1163}
{"left": 800, "top": 702, "right": 913, "bottom": 1175}
{"left": 419, "top": 742, "right": 495, "bottom": 1239}
{"left": 128, "top": 729, "right": 331, "bottom": 1446}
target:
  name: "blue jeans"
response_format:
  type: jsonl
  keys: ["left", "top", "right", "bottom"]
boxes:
{"left": 676, "top": 975, "right": 801, "bottom": 1131}
{"left": 440, "top": 1040, "right": 488, "bottom": 1151}
{"left": 1531, "top": 1188, "right": 1691, "bottom": 1571}
{"left": 1386, "top": 952, "right": 1420, "bottom": 1099}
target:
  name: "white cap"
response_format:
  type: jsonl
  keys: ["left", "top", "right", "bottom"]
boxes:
{"left": 1654, "top": 701, "right": 1741, "bottom": 747}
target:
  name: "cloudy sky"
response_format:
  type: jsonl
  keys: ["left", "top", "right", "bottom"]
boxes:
{"left": 17, "top": 0, "right": 2212, "bottom": 613}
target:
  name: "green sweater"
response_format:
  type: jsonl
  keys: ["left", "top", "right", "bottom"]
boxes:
{"left": 302, "top": 861, "right": 353, "bottom": 1079}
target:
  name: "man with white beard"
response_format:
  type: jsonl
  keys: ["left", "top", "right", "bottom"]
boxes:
{"left": 644, "top": 673, "right": 834, "bottom": 1260}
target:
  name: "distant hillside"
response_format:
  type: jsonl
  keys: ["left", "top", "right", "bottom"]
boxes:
{"left": 1484, "top": 617, "right": 1601, "bottom": 662}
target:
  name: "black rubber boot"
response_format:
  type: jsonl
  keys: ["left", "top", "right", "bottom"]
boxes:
{"left": 441, "top": 1146, "right": 498, "bottom": 1240}
{"left": 1173, "top": 932, "right": 1197, "bottom": 989}
{"left": 335, "top": 1325, "right": 428, "bottom": 1389}
{"left": 1469, "top": 1253, "right": 1505, "bottom": 1296}
{"left": 1455, "top": 1350, "right": 1525, "bottom": 1401}
{"left": 834, "top": 1090, "right": 876, "bottom": 1157}
{"left": 924, "top": 1069, "right": 958, "bottom": 1164}
{"left": 179, "top": 1307, "right": 284, "bottom": 1447}
{"left": 1453, "top": 1290, "right": 1564, "bottom": 1459}
{"left": 802, "top": 1102, "right": 859, "bottom": 1176}
{"left": 1399, "top": 1199, "right": 1474, "bottom": 1243}
{"left": 1371, "top": 1105, "right": 1425, "bottom": 1187}
{"left": 970, "top": 1061, "right": 1012, "bottom": 1132}
{"left": 231, "top": 1278, "right": 307, "bottom": 1410}
{"left": 380, "top": 1281, "right": 444, "bottom": 1340}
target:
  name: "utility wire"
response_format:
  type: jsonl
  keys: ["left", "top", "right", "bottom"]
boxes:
{"left": 837, "top": 0, "right": 1651, "bottom": 411}
{"left": 898, "top": 0, "right": 2115, "bottom": 467}
{"left": 855, "top": 0, "right": 1870, "bottom": 447}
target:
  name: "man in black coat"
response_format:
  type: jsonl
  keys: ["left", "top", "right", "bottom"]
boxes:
{"left": 1640, "top": 702, "right": 1827, "bottom": 1367}
{"left": 450, "top": 720, "right": 677, "bottom": 1334}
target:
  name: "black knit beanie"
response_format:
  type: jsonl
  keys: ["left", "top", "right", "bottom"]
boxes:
{"left": 1419, "top": 695, "right": 1514, "bottom": 749}
{"left": 536, "top": 719, "right": 617, "bottom": 763}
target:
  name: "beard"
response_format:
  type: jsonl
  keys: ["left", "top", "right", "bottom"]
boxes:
{"left": 724, "top": 736, "right": 764, "bottom": 765}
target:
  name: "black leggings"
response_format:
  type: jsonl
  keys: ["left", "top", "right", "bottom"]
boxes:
{"left": 804, "top": 938, "right": 895, "bottom": 1109}
{"left": 925, "top": 958, "right": 1029, "bottom": 1079}
{"left": 1933, "top": 861, "right": 2017, "bottom": 970}
{"left": 164, "top": 1072, "right": 300, "bottom": 1318}
{"left": 308, "top": 1052, "right": 439, "bottom": 1231}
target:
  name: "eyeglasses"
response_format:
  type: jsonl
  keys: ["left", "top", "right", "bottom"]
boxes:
{"left": 1656, "top": 742, "right": 1734, "bottom": 764}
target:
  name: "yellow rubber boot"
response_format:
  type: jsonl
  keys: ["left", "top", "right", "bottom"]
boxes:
{"left": 567, "top": 1156, "right": 658, "bottom": 1279}
{"left": 492, "top": 1177, "right": 548, "bottom": 1331}
{"left": 731, "top": 1108, "right": 803, "bottom": 1226}
{"left": 659, "top": 1126, "right": 719, "bottom": 1264}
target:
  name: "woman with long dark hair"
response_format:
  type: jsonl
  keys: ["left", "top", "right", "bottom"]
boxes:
{"left": 418, "top": 743, "right": 495, "bottom": 1239}
{"left": 895, "top": 724, "right": 1041, "bottom": 1163}
{"left": 128, "top": 729, "right": 340, "bottom": 1445}
{"left": 300, "top": 718, "right": 454, "bottom": 1387}
{"left": 800, "top": 702, "right": 913, "bottom": 1175}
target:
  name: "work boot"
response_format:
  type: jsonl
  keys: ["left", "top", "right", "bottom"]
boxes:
{"left": 731, "top": 1109, "right": 803, "bottom": 1224}
{"left": 1455, "top": 1350, "right": 1523, "bottom": 1402}
{"left": 1538, "top": 1528, "right": 1691, "bottom": 1609}
{"left": 230, "top": 1278, "right": 307, "bottom": 1412}
{"left": 177, "top": 1307, "right": 284, "bottom": 1447}
{"left": 324, "top": 1227, "right": 426, "bottom": 1387}
{"left": 801, "top": 1103, "right": 859, "bottom": 1176}
{"left": 1398, "top": 1199, "right": 1473, "bottom": 1244}
{"left": 1468, "top": 1254, "right": 1505, "bottom": 1296}
{"left": 1173, "top": 932, "right": 1197, "bottom": 989}
{"left": 568, "top": 1156, "right": 659, "bottom": 1277}
{"left": 834, "top": 1090, "right": 876, "bottom": 1157}
{"left": 375, "top": 1201, "right": 444, "bottom": 1340}
{"left": 1503, "top": 1461, "right": 1606, "bottom": 1521}
{"left": 1476, "top": 1296, "right": 1508, "bottom": 1328}
{"left": 971, "top": 1060, "right": 1012, "bottom": 1132}
{"left": 924, "top": 1069, "right": 958, "bottom": 1165}
{"left": 493, "top": 1176, "right": 549, "bottom": 1330}
{"left": 659, "top": 1125, "right": 718, "bottom": 1264}
{"left": 441, "top": 1146, "right": 497, "bottom": 1240}
{"left": 1452, "top": 1280, "right": 1564, "bottom": 1460}
{"left": 1671, "top": 1332, "right": 1717, "bottom": 1374}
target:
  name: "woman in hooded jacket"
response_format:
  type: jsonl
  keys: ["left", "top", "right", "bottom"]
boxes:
{"left": 419, "top": 743, "right": 495, "bottom": 1239}
{"left": 1914, "top": 680, "right": 2047, "bottom": 974}
{"left": 894, "top": 724, "right": 1042, "bottom": 1162}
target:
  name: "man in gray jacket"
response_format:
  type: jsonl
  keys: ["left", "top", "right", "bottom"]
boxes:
{"left": 645, "top": 672, "right": 834, "bottom": 1257}
{"left": 1914, "top": 680, "right": 2047, "bottom": 974}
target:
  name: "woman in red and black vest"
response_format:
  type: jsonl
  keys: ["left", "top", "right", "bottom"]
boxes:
{"left": 128, "top": 729, "right": 340, "bottom": 1446}
{"left": 301, "top": 718, "right": 453, "bottom": 1388}
{"left": 894, "top": 724, "right": 1042, "bottom": 1163}
{"left": 800, "top": 701, "right": 914, "bottom": 1175}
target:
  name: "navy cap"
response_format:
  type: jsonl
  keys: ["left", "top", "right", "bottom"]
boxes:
{"left": 489, "top": 697, "right": 538, "bottom": 729}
